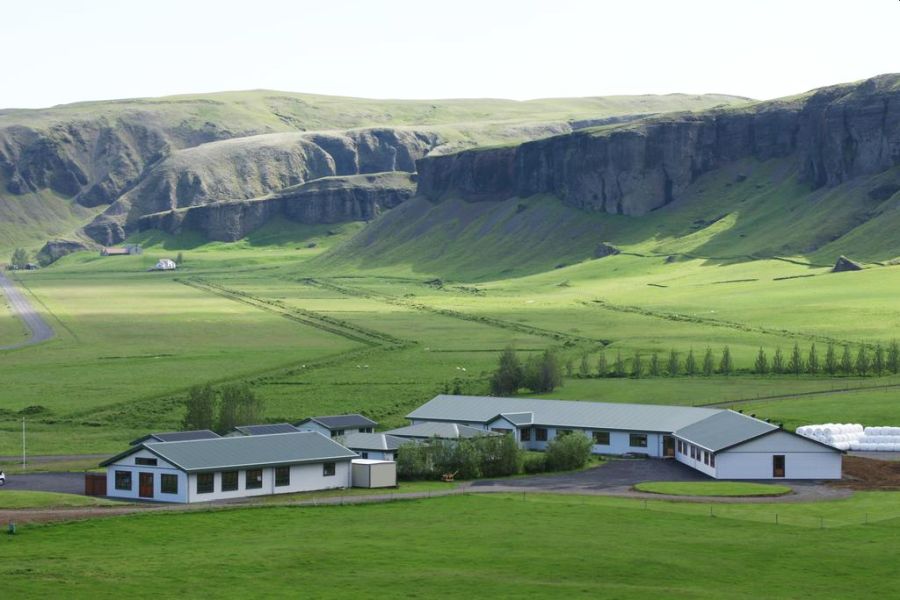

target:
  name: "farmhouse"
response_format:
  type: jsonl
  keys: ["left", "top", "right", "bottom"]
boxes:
{"left": 295, "top": 414, "right": 377, "bottom": 437}
{"left": 341, "top": 432, "right": 405, "bottom": 460}
{"left": 406, "top": 395, "right": 842, "bottom": 480}
{"left": 101, "top": 431, "right": 357, "bottom": 503}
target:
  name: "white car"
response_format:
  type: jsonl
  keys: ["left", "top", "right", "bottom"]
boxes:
{"left": 0, "top": 471, "right": 5, "bottom": 486}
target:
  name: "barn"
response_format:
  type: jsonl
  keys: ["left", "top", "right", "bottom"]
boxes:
{"left": 406, "top": 395, "right": 842, "bottom": 480}
{"left": 100, "top": 431, "right": 357, "bottom": 503}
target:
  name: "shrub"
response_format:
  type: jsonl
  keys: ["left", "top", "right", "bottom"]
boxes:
{"left": 523, "top": 452, "right": 547, "bottom": 474}
{"left": 397, "top": 435, "right": 522, "bottom": 481}
{"left": 545, "top": 432, "right": 593, "bottom": 471}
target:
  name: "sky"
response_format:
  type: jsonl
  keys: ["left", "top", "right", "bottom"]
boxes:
{"left": 2, "top": 0, "right": 897, "bottom": 109}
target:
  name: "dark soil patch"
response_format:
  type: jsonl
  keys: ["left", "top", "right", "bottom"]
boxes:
{"left": 831, "top": 456, "right": 900, "bottom": 490}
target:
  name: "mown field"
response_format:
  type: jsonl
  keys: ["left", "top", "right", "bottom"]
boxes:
{"left": 2, "top": 493, "right": 900, "bottom": 598}
{"left": 2, "top": 215, "right": 900, "bottom": 455}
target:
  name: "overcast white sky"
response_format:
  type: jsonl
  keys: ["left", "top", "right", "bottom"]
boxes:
{"left": 2, "top": 0, "right": 897, "bottom": 108}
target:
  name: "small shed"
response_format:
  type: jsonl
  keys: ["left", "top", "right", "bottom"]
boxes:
{"left": 351, "top": 459, "right": 396, "bottom": 488}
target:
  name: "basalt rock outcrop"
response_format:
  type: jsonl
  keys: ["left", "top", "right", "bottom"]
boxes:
{"left": 832, "top": 255, "right": 864, "bottom": 272}
{"left": 36, "top": 239, "right": 93, "bottom": 264}
{"left": 417, "top": 75, "right": 900, "bottom": 216}
{"left": 84, "top": 128, "right": 440, "bottom": 244}
{"left": 138, "top": 172, "right": 416, "bottom": 242}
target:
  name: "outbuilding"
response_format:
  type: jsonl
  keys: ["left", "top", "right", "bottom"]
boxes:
{"left": 295, "top": 414, "right": 377, "bottom": 438}
{"left": 341, "top": 432, "right": 405, "bottom": 461}
{"left": 351, "top": 459, "right": 397, "bottom": 488}
{"left": 101, "top": 431, "right": 357, "bottom": 503}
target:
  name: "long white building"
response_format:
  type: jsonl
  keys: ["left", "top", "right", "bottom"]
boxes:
{"left": 407, "top": 395, "right": 842, "bottom": 480}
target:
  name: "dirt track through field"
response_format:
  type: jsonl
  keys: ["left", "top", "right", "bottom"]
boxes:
{"left": 0, "top": 271, "right": 54, "bottom": 350}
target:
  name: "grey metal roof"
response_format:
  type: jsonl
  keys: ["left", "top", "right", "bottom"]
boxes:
{"left": 673, "top": 410, "right": 778, "bottom": 452}
{"left": 234, "top": 423, "right": 300, "bottom": 436}
{"left": 129, "top": 430, "right": 220, "bottom": 445}
{"left": 498, "top": 412, "right": 534, "bottom": 426}
{"left": 340, "top": 433, "right": 405, "bottom": 452}
{"left": 385, "top": 421, "right": 500, "bottom": 440}
{"left": 295, "top": 414, "right": 377, "bottom": 430}
{"left": 103, "top": 431, "right": 356, "bottom": 472}
{"left": 407, "top": 395, "right": 722, "bottom": 433}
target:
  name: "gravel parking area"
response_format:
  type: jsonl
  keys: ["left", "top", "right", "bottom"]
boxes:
{"left": 0, "top": 472, "right": 85, "bottom": 494}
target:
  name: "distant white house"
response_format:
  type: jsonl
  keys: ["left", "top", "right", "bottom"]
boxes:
{"left": 101, "top": 431, "right": 356, "bottom": 503}
{"left": 152, "top": 258, "right": 177, "bottom": 271}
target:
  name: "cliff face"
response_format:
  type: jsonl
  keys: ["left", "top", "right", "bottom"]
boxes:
{"left": 84, "top": 128, "right": 440, "bottom": 244}
{"left": 417, "top": 75, "right": 900, "bottom": 215}
{"left": 138, "top": 172, "right": 416, "bottom": 242}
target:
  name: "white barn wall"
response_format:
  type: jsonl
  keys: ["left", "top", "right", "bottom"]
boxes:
{"left": 186, "top": 461, "right": 352, "bottom": 503}
{"left": 517, "top": 427, "right": 664, "bottom": 457}
{"left": 675, "top": 445, "right": 716, "bottom": 478}
{"left": 716, "top": 431, "right": 841, "bottom": 480}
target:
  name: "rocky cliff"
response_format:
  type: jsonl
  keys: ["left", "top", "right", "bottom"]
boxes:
{"left": 417, "top": 75, "right": 900, "bottom": 215}
{"left": 137, "top": 172, "right": 416, "bottom": 242}
{"left": 83, "top": 128, "right": 440, "bottom": 244}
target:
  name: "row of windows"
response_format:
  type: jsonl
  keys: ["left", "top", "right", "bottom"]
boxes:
{"left": 114, "top": 471, "right": 178, "bottom": 494}
{"left": 518, "top": 428, "right": 646, "bottom": 448}
{"left": 677, "top": 440, "right": 715, "bottom": 467}
{"left": 114, "top": 462, "right": 338, "bottom": 495}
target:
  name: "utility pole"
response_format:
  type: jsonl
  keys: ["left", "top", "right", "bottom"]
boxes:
{"left": 22, "top": 417, "right": 26, "bottom": 472}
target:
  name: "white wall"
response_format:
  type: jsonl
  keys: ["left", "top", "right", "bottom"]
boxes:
{"left": 352, "top": 449, "right": 396, "bottom": 461}
{"left": 105, "top": 448, "right": 188, "bottom": 503}
{"left": 674, "top": 442, "right": 716, "bottom": 478}
{"left": 186, "top": 460, "right": 352, "bottom": 503}
{"left": 706, "top": 431, "right": 841, "bottom": 480}
{"left": 295, "top": 422, "right": 332, "bottom": 437}
{"left": 517, "top": 427, "right": 663, "bottom": 457}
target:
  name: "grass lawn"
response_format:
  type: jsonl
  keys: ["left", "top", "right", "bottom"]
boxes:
{"left": 633, "top": 481, "right": 792, "bottom": 497}
{"left": 2, "top": 493, "right": 899, "bottom": 597}
{"left": 0, "top": 490, "right": 121, "bottom": 509}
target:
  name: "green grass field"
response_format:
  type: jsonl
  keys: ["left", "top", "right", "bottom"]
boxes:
{"left": 0, "top": 490, "right": 121, "bottom": 509}
{"left": 633, "top": 481, "right": 792, "bottom": 497}
{"left": 2, "top": 493, "right": 899, "bottom": 598}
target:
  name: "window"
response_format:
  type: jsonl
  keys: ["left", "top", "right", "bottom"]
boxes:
{"left": 246, "top": 469, "right": 263, "bottom": 489}
{"left": 361, "top": 452, "right": 369, "bottom": 459}
{"left": 161, "top": 474, "right": 178, "bottom": 494}
{"left": 709, "top": 454, "right": 716, "bottom": 468}
{"left": 323, "top": 462, "right": 336, "bottom": 477}
{"left": 535, "top": 428, "right": 548, "bottom": 442}
{"left": 222, "top": 470, "right": 238, "bottom": 492}
{"left": 115, "top": 470, "right": 132, "bottom": 491}
{"left": 361, "top": 427, "right": 373, "bottom": 433}
{"left": 331, "top": 429, "right": 344, "bottom": 438}
{"left": 197, "top": 473, "right": 214, "bottom": 494}
{"left": 275, "top": 466, "right": 290, "bottom": 487}
{"left": 135, "top": 457, "right": 157, "bottom": 466}
{"left": 703, "top": 451, "right": 710, "bottom": 465}
{"left": 629, "top": 434, "right": 648, "bottom": 448}
{"left": 592, "top": 431, "right": 610, "bottom": 445}
{"left": 520, "top": 428, "right": 532, "bottom": 442}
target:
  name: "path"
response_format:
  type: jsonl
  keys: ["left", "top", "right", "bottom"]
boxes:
{"left": 0, "top": 271, "right": 54, "bottom": 350}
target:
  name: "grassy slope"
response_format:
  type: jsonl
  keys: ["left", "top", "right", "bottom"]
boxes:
{"left": 2, "top": 494, "right": 900, "bottom": 598}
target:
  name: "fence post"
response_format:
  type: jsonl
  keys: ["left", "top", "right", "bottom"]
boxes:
{"left": 820, "top": 517, "right": 824, "bottom": 529}
{"left": 775, "top": 513, "right": 778, "bottom": 525}
{"left": 709, "top": 505, "right": 713, "bottom": 517}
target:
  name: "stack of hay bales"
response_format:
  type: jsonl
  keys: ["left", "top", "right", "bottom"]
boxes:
{"left": 797, "top": 423, "right": 900, "bottom": 451}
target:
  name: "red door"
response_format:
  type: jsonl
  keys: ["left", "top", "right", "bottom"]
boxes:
{"left": 139, "top": 472, "right": 154, "bottom": 498}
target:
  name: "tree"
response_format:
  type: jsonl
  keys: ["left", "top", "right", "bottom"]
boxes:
{"left": 807, "top": 343, "right": 819, "bottom": 375}
{"left": 684, "top": 349, "right": 698, "bottom": 376}
{"left": 702, "top": 348, "right": 715, "bottom": 376}
{"left": 217, "top": 383, "right": 264, "bottom": 432}
{"left": 754, "top": 348, "right": 768, "bottom": 375}
{"left": 523, "top": 350, "right": 562, "bottom": 393}
{"left": 175, "top": 252, "right": 184, "bottom": 265}
{"left": 10, "top": 247, "right": 28, "bottom": 268}
{"left": 772, "top": 347, "right": 785, "bottom": 374}
{"left": 544, "top": 432, "right": 593, "bottom": 471}
{"left": 614, "top": 351, "right": 626, "bottom": 378}
{"left": 565, "top": 359, "right": 574, "bottom": 378}
{"left": 787, "top": 342, "right": 803, "bottom": 376}
{"left": 631, "top": 352, "right": 643, "bottom": 378}
{"left": 490, "top": 346, "right": 524, "bottom": 396}
{"left": 840, "top": 344, "right": 853, "bottom": 375}
{"left": 873, "top": 344, "right": 885, "bottom": 376}
{"left": 596, "top": 352, "right": 608, "bottom": 377}
{"left": 855, "top": 345, "right": 870, "bottom": 377}
{"left": 889, "top": 340, "right": 900, "bottom": 375}
{"left": 824, "top": 343, "right": 837, "bottom": 376}
{"left": 718, "top": 346, "right": 733, "bottom": 375}
{"left": 667, "top": 349, "right": 680, "bottom": 376}
{"left": 183, "top": 384, "right": 216, "bottom": 430}
{"left": 579, "top": 354, "right": 591, "bottom": 378}
{"left": 649, "top": 352, "right": 661, "bottom": 377}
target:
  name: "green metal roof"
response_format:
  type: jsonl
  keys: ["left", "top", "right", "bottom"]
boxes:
{"left": 102, "top": 431, "right": 356, "bottom": 472}
{"left": 673, "top": 411, "right": 778, "bottom": 452}
{"left": 407, "top": 395, "right": 721, "bottom": 433}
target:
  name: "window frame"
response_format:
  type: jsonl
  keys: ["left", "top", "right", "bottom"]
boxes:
{"left": 246, "top": 469, "right": 263, "bottom": 489}
{"left": 196, "top": 472, "right": 214, "bottom": 494}
{"left": 592, "top": 431, "right": 610, "bottom": 446}
{"left": 629, "top": 433, "right": 648, "bottom": 448}
{"left": 323, "top": 462, "right": 336, "bottom": 477}
{"left": 135, "top": 457, "right": 158, "bottom": 466}
{"left": 221, "top": 470, "right": 239, "bottom": 492}
{"left": 160, "top": 473, "right": 178, "bottom": 494}
{"left": 114, "top": 470, "right": 132, "bottom": 491}
{"left": 535, "top": 428, "right": 548, "bottom": 442}
{"left": 520, "top": 428, "right": 532, "bottom": 442}
{"left": 275, "top": 466, "right": 291, "bottom": 487}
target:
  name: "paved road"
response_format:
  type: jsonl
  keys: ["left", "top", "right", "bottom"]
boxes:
{"left": 0, "top": 472, "right": 84, "bottom": 494}
{"left": 0, "top": 270, "right": 54, "bottom": 350}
